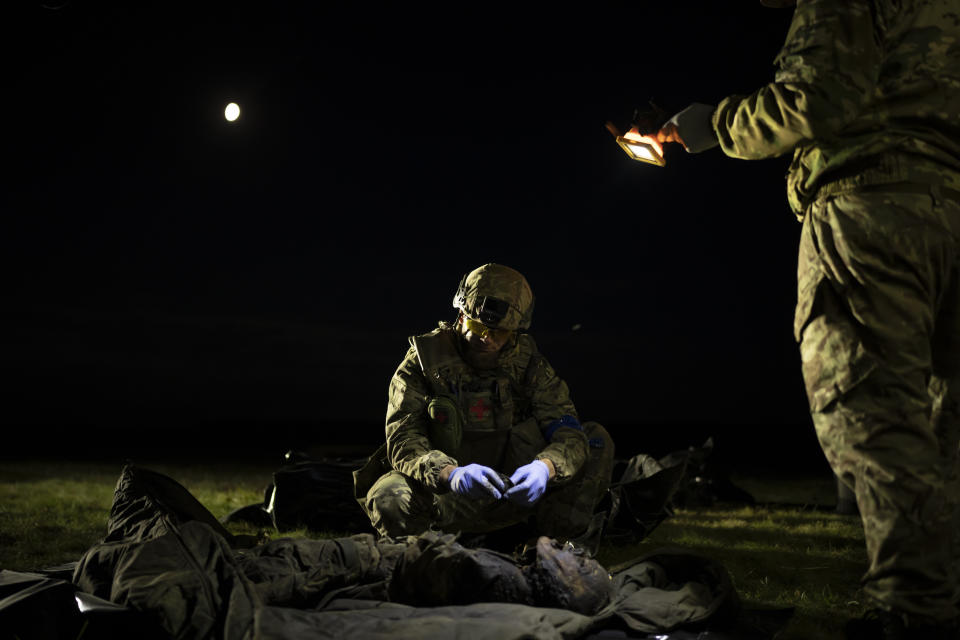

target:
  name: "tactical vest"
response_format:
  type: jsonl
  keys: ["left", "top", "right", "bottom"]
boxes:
{"left": 411, "top": 328, "right": 539, "bottom": 470}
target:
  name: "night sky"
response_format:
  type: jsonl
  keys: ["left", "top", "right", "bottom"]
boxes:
{"left": 6, "top": 3, "right": 825, "bottom": 468}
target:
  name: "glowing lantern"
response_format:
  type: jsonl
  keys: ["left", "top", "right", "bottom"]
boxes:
{"left": 615, "top": 129, "right": 664, "bottom": 166}
{"left": 605, "top": 121, "right": 666, "bottom": 167}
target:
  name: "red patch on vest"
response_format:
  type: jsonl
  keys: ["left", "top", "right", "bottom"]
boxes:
{"left": 469, "top": 398, "right": 492, "bottom": 420}
{"left": 434, "top": 410, "right": 448, "bottom": 424}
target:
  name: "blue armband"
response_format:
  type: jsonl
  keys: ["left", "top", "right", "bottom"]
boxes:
{"left": 544, "top": 414, "right": 582, "bottom": 441}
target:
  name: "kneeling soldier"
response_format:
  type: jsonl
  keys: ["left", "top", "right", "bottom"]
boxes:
{"left": 354, "top": 263, "right": 615, "bottom": 545}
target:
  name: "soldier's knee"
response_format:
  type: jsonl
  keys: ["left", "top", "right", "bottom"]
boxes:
{"left": 534, "top": 423, "right": 616, "bottom": 538}
{"left": 366, "top": 472, "right": 434, "bottom": 538}
{"left": 367, "top": 486, "right": 407, "bottom": 521}
{"left": 366, "top": 474, "right": 410, "bottom": 535}
{"left": 582, "top": 422, "right": 616, "bottom": 484}
{"left": 583, "top": 422, "right": 615, "bottom": 454}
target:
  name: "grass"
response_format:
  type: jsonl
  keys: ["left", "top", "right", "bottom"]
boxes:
{"left": 0, "top": 458, "right": 867, "bottom": 639}
{"left": 0, "top": 460, "right": 278, "bottom": 570}
{"left": 604, "top": 505, "right": 867, "bottom": 639}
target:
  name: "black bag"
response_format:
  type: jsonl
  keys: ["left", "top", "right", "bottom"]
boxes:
{"left": 600, "top": 452, "right": 688, "bottom": 544}
{"left": 224, "top": 452, "right": 375, "bottom": 534}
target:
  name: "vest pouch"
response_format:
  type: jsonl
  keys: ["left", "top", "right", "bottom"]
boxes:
{"left": 459, "top": 388, "right": 511, "bottom": 468}
{"left": 493, "top": 377, "right": 515, "bottom": 429}
{"left": 504, "top": 416, "right": 546, "bottom": 472}
{"left": 427, "top": 395, "right": 463, "bottom": 455}
{"left": 460, "top": 429, "right": 512, "bottom": 469}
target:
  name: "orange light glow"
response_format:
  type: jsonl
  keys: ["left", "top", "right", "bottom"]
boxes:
{"left": 613, "top": 128, "right": 665, "bottom": 166}
{"left": 623, "top": 129, "right": 664, "bottom": 157}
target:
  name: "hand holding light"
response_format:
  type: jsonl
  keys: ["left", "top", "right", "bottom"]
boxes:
{"left": 656, "top": 103, "right": 719, "bottom": 153}
{"left": 654, "top": 122, "right": 684, "bottom": 146}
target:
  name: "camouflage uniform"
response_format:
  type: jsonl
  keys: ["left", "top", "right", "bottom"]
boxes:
{"left": 354, "top": 320, "right": 614, "bottom": 540}
{"left": 711, "top": 0, "right": 960, "bottom": 623}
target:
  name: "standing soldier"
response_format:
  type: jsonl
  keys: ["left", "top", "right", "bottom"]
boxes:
{"left": 353, "top": 263, "right": 615, "bottom": 550}
{"left": 651, "top": 1, "right": 960, "bottom": 637}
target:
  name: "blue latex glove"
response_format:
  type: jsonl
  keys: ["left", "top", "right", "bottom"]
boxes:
{"left": 448, "top": 464, "right": 505, "bottom": 500}
{"left": 505, "top": 460, "right": 550, "bottom": 506}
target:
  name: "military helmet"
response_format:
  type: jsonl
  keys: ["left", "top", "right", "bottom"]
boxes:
{"left": 452, "top": 263, "right": 535, "bottom": 331}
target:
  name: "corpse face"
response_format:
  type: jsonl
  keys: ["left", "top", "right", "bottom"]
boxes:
{"left": 528, "top": 536, "right": 614, "bottom": 615}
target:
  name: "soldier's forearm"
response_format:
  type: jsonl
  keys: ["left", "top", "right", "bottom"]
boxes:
{"left": 537, "top": 430, "right": 588, "bottom": 482}
{"left": 388, "top": 439, "right": 458, "bottom": 490}
{"left": 716, "top": 2, "right": 881, "bottom": 161}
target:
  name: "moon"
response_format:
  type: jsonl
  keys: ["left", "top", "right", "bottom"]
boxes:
{"left": 224, "top": 103, "right": 240, "bottom": 122}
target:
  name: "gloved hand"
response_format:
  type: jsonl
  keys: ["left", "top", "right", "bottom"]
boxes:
{"left": 448, "top": 464, "right": 505, "bottom": 500}
{"left": 656, "top": 102, "right": 719, "bottom": 153}
{"left": 505, "top": 460, "right": 550, "bottom": 506}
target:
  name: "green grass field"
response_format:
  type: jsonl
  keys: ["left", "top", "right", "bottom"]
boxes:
{"left": 0, "top": 458, "right": 866, "bottom": 639}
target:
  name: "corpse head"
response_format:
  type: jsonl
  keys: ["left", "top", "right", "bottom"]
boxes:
{"left": 524, "top": 536, "right": 614, "bottom": 615}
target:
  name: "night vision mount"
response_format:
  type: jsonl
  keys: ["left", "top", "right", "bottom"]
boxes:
{"left": 453, "top": 276, "right": 534, "bottom": 330}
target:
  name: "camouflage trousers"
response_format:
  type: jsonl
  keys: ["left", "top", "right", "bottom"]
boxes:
{"left": 796, "top": 185, "right": 960, "bottom": 622}
{"left": 363, "top": 422, "right": 615, "bottom": 540}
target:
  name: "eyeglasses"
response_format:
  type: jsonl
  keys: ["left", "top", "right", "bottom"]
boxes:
{"left": 463, "top": 316, "right": 514, "bottom": 342}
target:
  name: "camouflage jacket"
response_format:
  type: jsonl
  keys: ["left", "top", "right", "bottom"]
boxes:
{"left": 713, "top": 0, "right": 960, "bottom": 215}
{"left": 384, "top": 322, "right": 587, "bottom": 491}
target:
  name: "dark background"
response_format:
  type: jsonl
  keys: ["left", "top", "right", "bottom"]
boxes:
{"left": 4, "top": 3, "right": 828, "bottom": 472}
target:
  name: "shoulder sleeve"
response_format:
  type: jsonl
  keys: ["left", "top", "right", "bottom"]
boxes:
{"left": 524, "top": 345, "right": 578, "bottom": 430}
{"left": 385, "top": 345, "right": 458, "bottom": 490}
{"left": 714, "top": 0, "right": 881, "bottom": 159}
{"left": 521, "top": 339, "right": 587, "bottom": 482}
